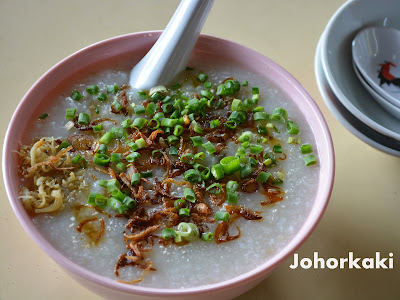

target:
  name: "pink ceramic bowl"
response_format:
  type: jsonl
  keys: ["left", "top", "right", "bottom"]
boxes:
{"left": 3, "top": 31, "right": 335, "bottom": 300}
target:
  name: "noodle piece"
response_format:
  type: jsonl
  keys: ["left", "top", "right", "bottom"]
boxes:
{"left": 116, "top": 261, "right": 153, "bottom": 284}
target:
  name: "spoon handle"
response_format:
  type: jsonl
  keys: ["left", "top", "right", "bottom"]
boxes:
{"left": 130, "top": 0, "right": 214, "bottom": 90}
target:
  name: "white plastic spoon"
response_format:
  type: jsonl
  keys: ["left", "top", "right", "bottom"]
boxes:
{"left": 130, "top": 0, "right": 214, "bottom": 90}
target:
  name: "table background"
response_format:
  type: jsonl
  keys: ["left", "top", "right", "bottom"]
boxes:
{"left": 1, "top": 0, "right": 400, "bottom": 299}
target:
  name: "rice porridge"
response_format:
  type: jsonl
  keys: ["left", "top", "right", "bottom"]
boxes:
{"left": 17, "top": 61, "right": 319, "bottom": 288}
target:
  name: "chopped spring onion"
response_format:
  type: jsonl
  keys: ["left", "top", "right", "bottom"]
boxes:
{"left": 131, "top": 173, "right": 141, "bottom": 185}
{"left": 190, "top": 136, "right": 203, "bottom": 147}
{"left": 229, "top": 111, "right": 246, "bottom": 123}
{"left": 231, "top": 99, "right": 242, "bottom": 111}
{"left": 225, "top": 120, "right": 237, "bottom": 129}
{"left": 201, "top": 232, "right": 214, "bottom": 241}
{"left": 134, "top": 105, "right": 145, "bottom": 115}
{"left": 242, "top": 80, "right": 248, "bottom": 86}
{"left": 123, "top": 196, "right": 137, "bottom": 209}
{"left": 179, "top": 208, "right": 190, "bottom": 217}
{"left": 107, "top": 84, "right": 119, "bottom": 94}
{"left": 161, "top": 118, "right": 178, "bottom": 128}
{"left": 108, "top": 197, "right": 128, "bottom": 214}
{"left": 184, "top": 169, "right": 202, "bottom": 183}
{"left": 273, "top": 145, "right": 282, "bottom": 153}
{"left": 162, "top": 228, "right": 177, "bottom": 240}
{"left": 135, "top": 138, "right": 146, "bottom": 149}
{"left": 249, "top": 157, "right": 258, "bottom": 167}
{"left": 175, "top": 222, "right": 199, "bottom": 243}
{"left": 200, "top": 89, "right": 213, "bottom": 99}
{"left": 270, "top": 107, "right": 288, "bottom": 123}
{"left": 227, "top": 191, "right": 238, "bottom": 204}
{"left": 253, "top": 112, "right": 269, "bottom": 121}
{"left": 194, "top": 152, "right": 205, "bottom": 161}
{"left": 109, "top": 127, "right": 127, "bottom": 139}
{"left": 141, "top": 170, "right": 153, "bottom": 178}
{"left": 97, "top": 92, "right": 107, "bottom": 102}
{"left": 304, "top": 154, "right": 317, "bottom": 166}
{"left": 86, "top": 85, "right": 99, "bottom": 95}
{"left": 88, "top": 193, "right": 107, "bottom": 209}
{"left": 167, "top": 135, "right": 179, "bottom": 144}
{"left": 174, "top": 199, "right": 187, "bottom": 210}
{"left": 131, "top": 117, "right": 147, "bottom": 129}
{"left": 211, "top": 164, "right": 225, "bottom": 180}
{"left": 112, "top": 100, "right": 123, "bottom": 111}
{"left": 206, "top": 183, "right": 222, "bottom": 194}
{"left": 180, "top": 153, "right": 195, "bottom": 164}
{"left": 288, "top": 137, "right": 301, "bottom": 144}
{"left": 191, "top": 120, "right": 204, "bottom": 134}
{"left": 251, "top": 86, "right": 259, "bottom": 102}
{"left": 39, "top": 112, "right": 48, "bottom": 119}
{"left": 202, "top": 141, "right": 216, "bottom": 154}
{"left": 210, "top": 119, "right": 220, "bottom": 128}
{"left": 72, "top": 154, "right": 87, "bottom": 168}
{"left": 170, "top": 83, "right": 181, "bottom": 90}
{"left": 149, "top": 85, "right": 167, "bottom": 96}
{"left": 71, "top": 90, "right": 83, "bottom": 100}
{"left": 257, "top": 126, "right": 268, "bottom": 135}
{"left": 240, "top": 163, "right": 252, "bottom": 178}
{"left": 238, "top": 131, "right": 253, "bottom": 143}
{"left": 107, "top": 179, "right": 120, "bottom": 193}
{"left": 263, "top": 158, "right": 273, "bottom": 167}
{"left": 220, "top": 156, "right": 240, "bottom": 175}
{"left": 146, "top": 102, "right": 158, "bottom": 115}
{"left": 256, "top": 171, "right": 272, "bottom": 183}
{"left": 148, "top": 119, "right": 160, "bottom": 130}
{"left": 121, "top": 118, "right": 131, "bottom": 129}
{"left": 58, "top": 141, "right": 70, "bottom": 150}
{"left": 169, "top": 146, "right": 178, "bottom": 156}
{"left": 78, "top": 113, "right": 90, "bottom": 125}
{"left": 111, "top": 188, "right": 126, "bottom": 201}
{"left": 97, "top": 144, "right": 107, "bottom": 154}
{"left": 93, "top": 153, "right": 111, "bottom": 166}
{"left": 152, "top": 149, "right": 163, "bottom": 158}
{"left": 93, "top": 124, "right": 102, "bottom": 133}
{"left": 151, "top": 92, "right": 164, "bottom": 101}
{"left": 110, "top": 153, "right": 121, "bottom": 163}
{"left": 250, "top": 144, "right": 263, "bottom": 154}
{"left": 65, "top": 108, "right": 76, "bottom": 119}
{"left": 99, "top": 132, "right": 113, "bottom": 144}
{"left": 226, "top": 180, "right": 239, "bottom": 192}
{"left": 300, "top": 143, "right": 313, "bottom": 154}
{"left": 215, "top": 211, "right": 229, "bottom": 222}
{"left": 266, "top": 122, "right": 280, "bottom": 133}
{"left": 204, "top": 81, "right": 212, "bottom": 88}
{"left": 184, "top": 188, "right": 196, "bottom": 203}
{"left": 126, "top": 152, "right": 141, "bottom": 162}
{"left": 116, "top": 162, "right": 126, "bottom": 172}
{"left": 286, "top": 120, "right": 300, "bottom": 134}
{"left": 198, "top": 73, "right": 208, "bottom": 82}
{"left": 98, "top": 179, "right": 108, "bottom": 188}
{"left": 173, "top": 125, "right": 184, "bottom": 136}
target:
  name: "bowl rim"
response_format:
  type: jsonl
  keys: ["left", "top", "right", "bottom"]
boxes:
{"left": 320, "top": 0, "right": 400, "bottom": 141}
{"left": 3, "top": 30, "right": 335, "bottom": 297}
